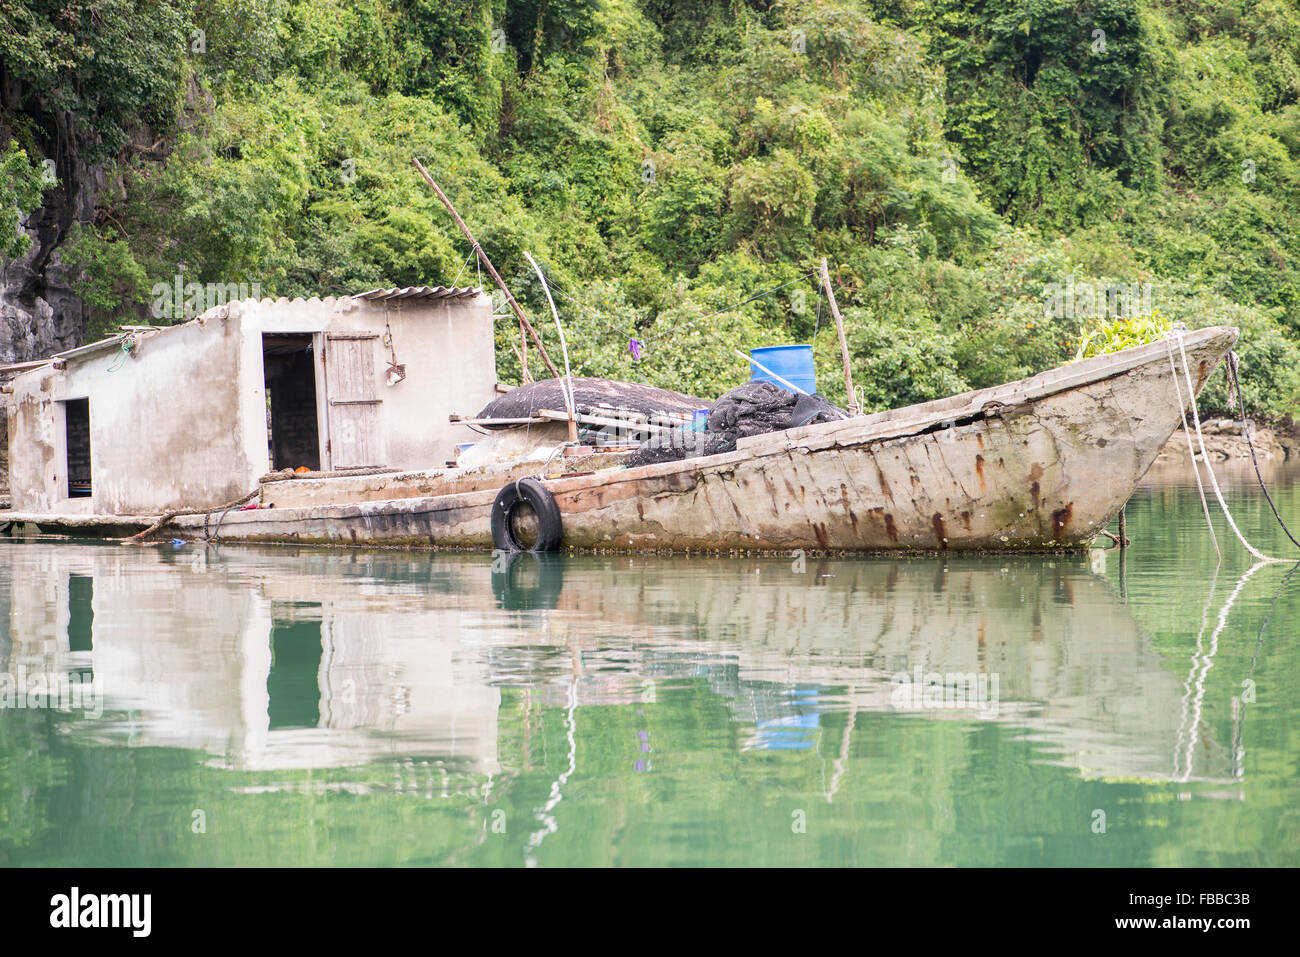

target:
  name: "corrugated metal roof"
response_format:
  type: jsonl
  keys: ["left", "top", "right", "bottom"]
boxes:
{"left": 1, "top": 335, "right": 129, "bottom": 376}
{"left": 53, "top": 335, "right": 132, "bottom": 362}
{"left": 354, "top": 286, "right": 482, "bottom": 302}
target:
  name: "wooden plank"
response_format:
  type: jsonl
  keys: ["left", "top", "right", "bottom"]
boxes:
{"left": 449, "top": 414, "right": 548, "bottom": 425}
{"left": 0, "top": 359, "right": 53, "bottom": 375}
{"left": 536, "top": 408, "right": 680, "bottom": 436}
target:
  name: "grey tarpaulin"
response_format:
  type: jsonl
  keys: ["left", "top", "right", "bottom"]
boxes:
{"left": 475, "top": 377, "right": 709, "bottom": 426}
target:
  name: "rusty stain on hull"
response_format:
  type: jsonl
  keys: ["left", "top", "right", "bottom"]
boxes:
{"left": 932, "top": 513, "right": 947, "bottom": 549}
{"left": 1051, "top": 504, "right": 1074, "bottom": 540}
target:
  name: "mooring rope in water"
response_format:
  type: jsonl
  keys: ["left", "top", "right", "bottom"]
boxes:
{"left": 1174, "top": 560, "right": 1270, "bottom": 782}
{"left": 1172, "top": 563, "right": 1218, "bottom": 781}
{"left": 523, "top": 674, "right": 578, "bottom": 867}
{"left": 1231, "top": 562, "right": 1299, "bottom": 778}
{"left": 1226, "top": 351, "right": 1300, "bottom": 550}
{"left": 1166, "top": 336, "right": 1221, "bottom": 561}
{"left": 1169, "top": 331, "right": 1291, "bottom": 563}
{"left": 121, "top": 487, "right": 261, "bottom": 543}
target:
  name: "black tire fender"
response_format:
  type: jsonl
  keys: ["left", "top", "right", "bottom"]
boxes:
{"left": 491, "top": 477, "right": 563, "bottom": 552}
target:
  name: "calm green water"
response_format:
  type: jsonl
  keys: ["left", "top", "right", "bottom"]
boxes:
{"left": 1, "top": 461, "right": 1298, "bottom": 867}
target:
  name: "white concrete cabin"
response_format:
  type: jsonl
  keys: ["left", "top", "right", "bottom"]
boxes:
{"left": 2, "top": 287, "right": 495, "bottom": 516}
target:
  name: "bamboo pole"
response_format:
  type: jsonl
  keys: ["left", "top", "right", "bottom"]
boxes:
{"left": 820, "top": 257, "right": 859, "bottom": 416}
{"left": 520, "top": 322, "right": 530, "bottom": 382}
{"left": 411, "top": 157, "right": 560, "bottom": 379}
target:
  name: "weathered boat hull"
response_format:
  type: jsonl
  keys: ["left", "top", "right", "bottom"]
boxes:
{"left": 2, "top": 326, "right": 1237, "bottom": 552}
{"left": 520, "top": 326, "right": 1237, "bottom": 552}
{"left": 147, "top": 326, "right": 1238, "bottom": 553}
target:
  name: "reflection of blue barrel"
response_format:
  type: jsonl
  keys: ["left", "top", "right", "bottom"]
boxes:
{"left": 750, "top": 345, "right": 816, "bottom": 395}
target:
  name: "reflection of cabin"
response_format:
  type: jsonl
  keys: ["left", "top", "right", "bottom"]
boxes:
{"left": 1, "top": 546, "right": 501, "bottom": 773}
{"left": 1, "top": 287, "right": 494, "bottom": 515}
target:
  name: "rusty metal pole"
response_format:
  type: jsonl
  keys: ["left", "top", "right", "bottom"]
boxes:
{"left": 820, "top": 258, "right": 859, "bottom": 415}
{"left": 411, "top": 158, "right": 560, "bottom": 379}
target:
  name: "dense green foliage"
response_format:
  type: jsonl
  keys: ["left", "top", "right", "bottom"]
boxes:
{"left": 0, "top": 141, "right": 42, "bottom": 260}
{"left": 3, "top": 0, "right": 1299, "bottom": 419}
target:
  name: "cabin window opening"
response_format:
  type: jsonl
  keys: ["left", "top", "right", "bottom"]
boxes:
{"left": 262, "top": 334, "right": 321, "bottom": 472}
{"left": 63, "top": 398, "right": 91, "bottom": 498}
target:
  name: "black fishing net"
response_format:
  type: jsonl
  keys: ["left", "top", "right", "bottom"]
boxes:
{"left": 624, "top": 431, "right": 716, "bottom": 468}
{"left": 624, "top": 381, "right": 846, "bottom": 467}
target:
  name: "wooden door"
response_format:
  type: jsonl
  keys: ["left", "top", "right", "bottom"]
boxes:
{"left": 323, "top": 333, "right": 384, "bottom": 468}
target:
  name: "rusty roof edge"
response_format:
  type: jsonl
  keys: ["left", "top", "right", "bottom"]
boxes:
{"left": 0, "top": 334, "right": 129, "bottom": 375}
{"left": 353, "top": 286, "right": 484, "bottom": 302}
{"left": 1, "top": 324, "right": 180, "bottom": 376}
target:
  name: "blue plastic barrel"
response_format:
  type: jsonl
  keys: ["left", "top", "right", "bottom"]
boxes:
{"left": 750, "top": 345, "right": 816, "bottom": 395}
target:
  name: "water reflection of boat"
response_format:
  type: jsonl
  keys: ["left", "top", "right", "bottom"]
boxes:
{"left": 0, "top": 542, "right": 1243, "bottom": 784}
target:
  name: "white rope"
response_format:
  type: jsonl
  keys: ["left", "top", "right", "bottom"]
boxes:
{"left": 1166, "top": 336, "right": 1220, "bottom": 561}
{"left": 523, "top": 252, "right": 577, "bottom": 422}
{"left": 1172, "top": 331, "right": 1289, "bottom": 563}
{"left": 450, "top": 247, "right": 476, "bottom": 287}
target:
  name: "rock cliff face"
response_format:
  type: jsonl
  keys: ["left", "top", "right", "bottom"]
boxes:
{"left": 1155, "top": 419, "right": 1299, "bottom": 465}
{"left": 1, "top": 94, "right": 105, "bottom": 364}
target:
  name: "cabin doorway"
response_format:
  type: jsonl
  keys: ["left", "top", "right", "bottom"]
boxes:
{"left": 63, "top": 397, "right": 91, "bottom": 498}
{"left": 262, "top": 334, "right": 322, "bottom": 472}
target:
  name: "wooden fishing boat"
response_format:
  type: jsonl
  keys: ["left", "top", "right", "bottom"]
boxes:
{"left": 133, "top": 324, "right": 1237, "bottom": 553}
